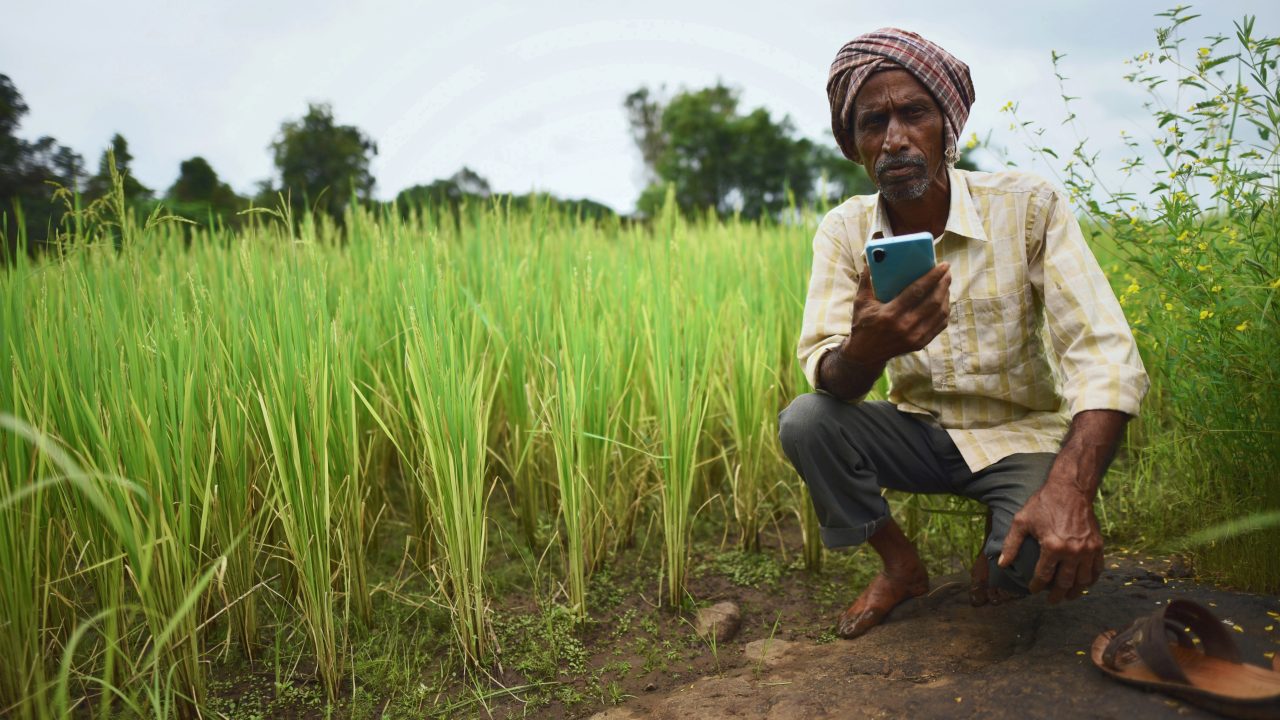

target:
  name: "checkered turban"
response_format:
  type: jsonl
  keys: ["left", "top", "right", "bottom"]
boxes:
{"left": 827, "top": 28, "right": 975, "bottom": 165}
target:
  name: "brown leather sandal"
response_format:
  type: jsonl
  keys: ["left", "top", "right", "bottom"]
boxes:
{"left": 1091, "top": 599, "right": 1280, "bottom": 719}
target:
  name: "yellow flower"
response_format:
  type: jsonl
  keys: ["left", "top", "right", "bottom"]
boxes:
{"left": 1198, "top": 47, "right": 1211, "bottom": 57}
{"left": 1000, "top": 100, "right": 1014, "bottom": 113}
{"left": 1126, "top": 281, "right": 1141, "bottom": 295}
{"left": 1164, "top": 303, "right": 1174, "bottom": 311}
{"left": 1236, "top": 321, "right": 1250, "bottom": 332}
{"left": 966, "top": 132, "right": 979, "bottom": 150}
{"left": 1211, "top": 285, "right": 1221, "bottom": 293}
{"left": 1197, "top": 264, "right": 1210, "bottom": 272}
{"left": 1196, "top": 241, "right": 1208, "bottom": 251}
{"left": 1199, "top": 309, "right": 1215, "bottom": 320}
{"left": 1176, "top": 230, "right": 1190, "bottom": 242}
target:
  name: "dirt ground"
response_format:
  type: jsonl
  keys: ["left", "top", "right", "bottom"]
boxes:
{"left": 581, "top": 552, "right": 1280, "bottom": 719}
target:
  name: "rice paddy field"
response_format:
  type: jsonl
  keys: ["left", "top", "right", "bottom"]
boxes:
{"left": 3, "top": 13, "right": 1279, "bottom": 719}
{"left": 1, "top": 180, "right": 1274, "bottom": 718}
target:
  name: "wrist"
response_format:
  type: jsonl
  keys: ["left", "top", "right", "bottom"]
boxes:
{"left": 837, "top": 333, "right": 886, "bottom": 370}
{"left": 1042, "top": 457, "right": 1099, "bottom": 501}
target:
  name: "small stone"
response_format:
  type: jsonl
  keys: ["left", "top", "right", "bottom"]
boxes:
{"left": 744, "top": 638, "right": 798, "bottom": 667}
{"left": 644, "top": 682, "right": 657, "bottom": 692}
{"left": 693, "top": 601, "right": 742, "bottom": 644}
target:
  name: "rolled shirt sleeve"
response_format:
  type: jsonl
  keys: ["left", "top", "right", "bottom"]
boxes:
{"left": 1030, "top": 188, "right": 1150, "bottom": 417}
{"left": 797, "top": 212, "right": 862, "bottom": 396}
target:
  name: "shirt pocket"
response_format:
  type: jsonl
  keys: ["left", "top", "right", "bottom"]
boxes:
{"left": 951, "top": 288, "right": 1032, "bottom": 376}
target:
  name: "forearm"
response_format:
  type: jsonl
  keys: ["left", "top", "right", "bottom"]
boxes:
{"left": 1046, "top": 409, "right": 1132, "bottom": 499}
{"left": 816, "top": 336, "right": 886, "bottom": 402}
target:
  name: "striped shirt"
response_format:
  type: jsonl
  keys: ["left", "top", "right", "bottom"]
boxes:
{"left": 797, "top": 167, "right": 1149, "bottom": 471}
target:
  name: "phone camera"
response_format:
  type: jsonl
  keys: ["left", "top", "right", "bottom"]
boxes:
{"left": 871, "top": 248, "right": 886, "bottom": 263}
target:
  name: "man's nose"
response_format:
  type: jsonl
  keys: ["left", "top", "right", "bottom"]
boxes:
{"left": 881, "top": 116, "right": 910, "bottom": 155}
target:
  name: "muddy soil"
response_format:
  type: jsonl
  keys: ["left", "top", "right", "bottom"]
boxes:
{"left": 584, "top": 553, "right": 1280, "bottom": 719}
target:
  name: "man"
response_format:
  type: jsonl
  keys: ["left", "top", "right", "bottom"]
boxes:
{"left": 777, "top": 28, "right": 1149, "bottom": 639}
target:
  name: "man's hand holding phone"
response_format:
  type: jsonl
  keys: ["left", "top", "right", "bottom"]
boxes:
{"left": 817, "top": 232, "right": 953, "bottom": 401}
{"left": 840, "top": 262, "right": 952, "bottom": 367}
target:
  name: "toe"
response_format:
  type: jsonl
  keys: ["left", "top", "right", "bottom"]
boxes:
{"left": 837, "top": 609, "right": 882, "bottom": 639}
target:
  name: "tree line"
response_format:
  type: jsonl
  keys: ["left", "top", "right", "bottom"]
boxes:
{"left": 2, "top": 72, "right": 976, "bottom": 260}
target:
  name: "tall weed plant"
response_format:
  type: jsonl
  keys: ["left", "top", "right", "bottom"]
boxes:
{"left": 1005, "top": 7, "right": 1279, "bottom": 589}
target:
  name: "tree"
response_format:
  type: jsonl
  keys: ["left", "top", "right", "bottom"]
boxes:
{"left": 166, "top": 156, "right": 243, "bottom": 224}
{"left": 270, "top": 103, "right": 377, "bottom": 220}
{"left": 1, "top": 74, "right": 86, "bottom": 259}
{"left": 396, "top": 166, "right": 491, "bottom": 211}
{"left": 623, "top": 87, "right": 667, "bottom": 186}
{"left": 625, "top": 81, "right": 874, "bottom": 220}
{"left": 396, "top": 166, "right": 614, "bottom": 226}
{"left": 84, "top": 133, "right": 152, "bottom": 202}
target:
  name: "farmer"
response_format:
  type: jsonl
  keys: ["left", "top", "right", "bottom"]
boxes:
{"left": 778, "top": 28, "right": 1149, "bottom": 639}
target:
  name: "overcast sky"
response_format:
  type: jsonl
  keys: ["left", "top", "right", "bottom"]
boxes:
{"left": 3, "top": 1, "right": 1275, "bottom": 213}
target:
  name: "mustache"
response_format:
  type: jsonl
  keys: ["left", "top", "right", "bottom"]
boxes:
{"left": 875, "top": 153, "right": 927, "bottom": 175}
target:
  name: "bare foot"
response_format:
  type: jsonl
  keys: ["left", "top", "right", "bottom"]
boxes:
{"left": 835, "top": 563, "right": 929, "bottom": 639}
{"left": 970, "top": 550, "right": 1018, "bottom": 606}
{"left": 970, "top": 550, "right": 990, "bottom": 606}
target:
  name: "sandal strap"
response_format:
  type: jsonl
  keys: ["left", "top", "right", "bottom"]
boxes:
{"left": 1102, "top": 600, "right": 1243, "bottom": 685}
{"left": 1162, "top": 599, "right": 1242, "bottom": 664}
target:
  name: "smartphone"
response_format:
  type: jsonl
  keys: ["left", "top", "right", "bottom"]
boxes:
{"left": 864, "top": 232, "right": 937, "bottom": 302}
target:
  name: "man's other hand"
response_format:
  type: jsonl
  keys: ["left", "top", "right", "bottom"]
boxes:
{"left": 998, "top": 480, "right": 1104, "bottom": 604}
{"left": 843, "top": 262, "right": 952, "bottom": 366}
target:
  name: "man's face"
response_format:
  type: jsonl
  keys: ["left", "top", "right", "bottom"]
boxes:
{"left": 850, "top": 69, "right": 946, "bottom": 202}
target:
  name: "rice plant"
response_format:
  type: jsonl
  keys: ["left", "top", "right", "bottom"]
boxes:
{"left": 719, "top": 298, "right": 778, "bottom": 553}
{"left": 643, "top": 201, "right": 715, "bottom": 608}
{"left": 401, "top": 285, "right": 498, "bottom": 666}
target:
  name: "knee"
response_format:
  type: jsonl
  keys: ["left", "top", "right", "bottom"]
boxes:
{"left": 985, "top": 535, "right": 1041, "bottom": 597}
{"left": 777, "top": 393, "right": 839, "bottom": 455}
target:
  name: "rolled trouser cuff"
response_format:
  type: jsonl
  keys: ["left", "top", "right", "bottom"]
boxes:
{"left": 819, "top": 514, "right": 889, "bottom": 549}
{"left": 983, "top": 535, "right": 1041, "bottom": 596}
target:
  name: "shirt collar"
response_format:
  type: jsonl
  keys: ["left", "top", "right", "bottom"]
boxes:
{"left": 868, "top": 167, "right": 989, "bottom": 243}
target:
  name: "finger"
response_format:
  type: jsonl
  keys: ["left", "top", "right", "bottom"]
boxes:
{"left": 855, "top": 265, "right": 876, "bottom": 306}
{"left": 925, "top": 311, "right": 950, "bottom": 342}
{"left": 998, "top": 522, "right": 1026, "bottom": 568}
{"left": 1049, "top": 558, "right": 1080, "bottom": 602}
{"left": 1066, "top": 558, "right": 1093, "bottom": 600}
{"left": 1027, "top": 549, "right": 1058, "bottom": 595}
{"left": 890, "top": 261, "right": 949, "bottom": 310}
{"left": 1048, "top": 560, "right": 1079, "bottom": 604}
{"left": 932, "top": 266, "right": 952, "bottom": 306}
{"left": 908, "top": 266, "right": 953, "bottom": 326}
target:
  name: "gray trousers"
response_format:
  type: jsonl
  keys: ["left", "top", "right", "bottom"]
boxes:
{"left": 778, "top": 393, "right": 1053, "bottom": 595}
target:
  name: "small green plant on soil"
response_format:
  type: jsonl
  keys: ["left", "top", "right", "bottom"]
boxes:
{"left": 494, "top": 604, "right": 589, "bottom": 709}
{"left": 702, "top": 549, "right": 784, "bottom": 589}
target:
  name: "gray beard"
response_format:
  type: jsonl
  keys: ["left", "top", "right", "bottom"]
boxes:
{"left": 878, "top": 174, "right": 931, "bottom": 202}
{"left": 875, "top": 154, "right": 931, "bottom": 202}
